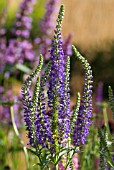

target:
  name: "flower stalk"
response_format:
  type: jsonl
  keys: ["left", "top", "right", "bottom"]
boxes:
{"left": 10, "top": 106, "right": 29, "bottom": 170}
{"left": 22, "top": 5, "right": 93, "bottom": 169}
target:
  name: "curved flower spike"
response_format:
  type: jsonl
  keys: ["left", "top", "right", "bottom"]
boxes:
{"left": 22, "top": 54, "right": 43, "bottom": 146}
{"left": 72, "top": 45, "right": 93, "bottom": 146}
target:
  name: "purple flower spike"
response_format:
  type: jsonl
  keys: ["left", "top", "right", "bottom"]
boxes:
{"left": 12, "top": 0, "right": 36, "bottom": 38}
{"left": 72, "top": 45, "right": 93, "bottom": 146}
{"left": 22, "top": 55, "right": 43, "bottom": 146}
{"left": 39, "top": 0, "right": 59, "bottom": 35}
{"left": 5, "top": 0, "right": 36, "bottom": 65}
{"left": 47, "top": 5, "right": 71, "bottom": 146}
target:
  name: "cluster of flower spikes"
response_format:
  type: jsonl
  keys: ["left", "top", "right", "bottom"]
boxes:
{"left": 34, "top": 0, "right": 72, "bottom": 61}
{"left": 6, "top": 0, "right": 36, "bottom": 65}
{"left": 22, "top": 5, "right": 70, "bottom": 151}
{"left": 72, "top": 45, "right": 93, "bottom": 146}
{"left": 22, "top": 4, "right": 93, "bottom": 154}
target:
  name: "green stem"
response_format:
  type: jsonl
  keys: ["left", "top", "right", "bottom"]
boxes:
{"left": 10, "top": 106, "right": 29, "bottom": 170}
{"left": 102, "top": 103, "right": 111, "bottom": 139}
{"left": 55, "top": 163, "right": 58, "bottom": 170}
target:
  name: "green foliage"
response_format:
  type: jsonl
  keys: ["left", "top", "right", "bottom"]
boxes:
{"left": 98, "top": 127, "right": 108, "bottom": 170}
{"left": 79, "top": 127, "right": 99, "bottom": 170}
{"left": 98, "top": 126, "right": 114, "bottom": 170}
{"left": 15, "top": 63, "right": 32, "bottom": 74}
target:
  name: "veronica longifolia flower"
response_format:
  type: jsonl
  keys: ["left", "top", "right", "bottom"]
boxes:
{"left": 22, "top": 4, "right": 93, "bottom": 169}
{"left": 72, "top": 45, "right": 93, "bottom": 146}
{"left": 47, "top": 5, "right": 71, "bottom": 145}
{"left": 22, "top": 5, "right": 71, "bottom": 149}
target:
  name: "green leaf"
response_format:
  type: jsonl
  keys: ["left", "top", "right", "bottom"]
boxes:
{"left": 15, "top": 63, "right": 32, "bottom": 73}
{"left": 27, "top": 148, "right": 38, "bottom": 156}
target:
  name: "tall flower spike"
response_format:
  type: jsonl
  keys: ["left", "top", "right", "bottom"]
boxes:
{"left": 47, "top": 4, "right": 71, "bottom": 149}
{"left": 63, "top": 56, "right": 71, "bottom": 139}
{"left": 72, "top": 45, "right": 93, "bottom": 146}
{"left": 35, "top": 61, "right": 54, "bottom": 148}
{"left": 30, "top": 76, "right": 40, "bottom": 146}
{"left": 22, "top": 54, "right": 43, "bottom": 146}
{"left": 50, "top": 4, "right": 65, "bottom": 150}
{"left": 108, "top": 86, "right": 114, "bottom": 119}
{"left": 48, "top": 4, "right": 65, "bottom": 106}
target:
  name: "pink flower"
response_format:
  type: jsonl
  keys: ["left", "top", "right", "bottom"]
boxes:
{"left": 59, "top": 153, "right": 78, "bottom": 170}
{"left": 72, "top": 153, "right": 78, "bottom": 169}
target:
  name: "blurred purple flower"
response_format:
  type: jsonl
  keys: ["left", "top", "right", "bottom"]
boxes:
{"left": 0, "top": 10, "right": 7, "bottom": 73}
{"left": 95, "top": 82, "right": 103, "bottom": 113}
{"left": 5, "top": 0, "right": 37, "bottom": 65}
{"left": 12, "top": 0, "right": 36, "bottom": 38}
{"left": 34, "top": 0, "right": 59, "bottom": 60}
{"left": 6, "top": 39, "right": 35, "bottom": 64}
{"left": 0, "top": 38, "right": 6, "bottom": 72}
{"left": 34, "top": 0, "right": 72, "bottom": 61}
{"left": 63, "top": 33, "right": 73, "bottom": 57}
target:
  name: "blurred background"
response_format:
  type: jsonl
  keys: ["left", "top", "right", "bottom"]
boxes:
{"left": 60, "top": 0, "right": 114, "bottom": 100}
{"left": 0, "top": 0, "right": 114, "bottom": 169}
